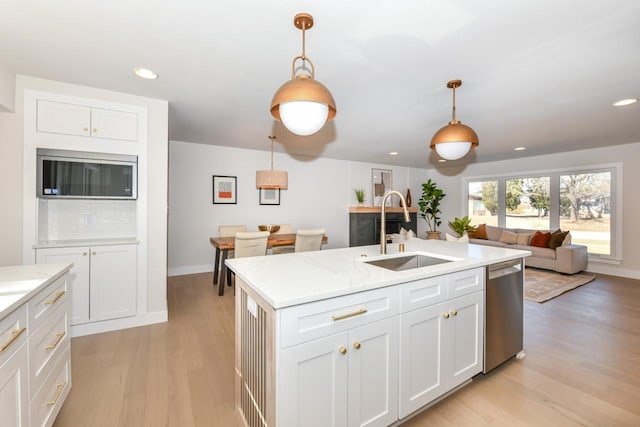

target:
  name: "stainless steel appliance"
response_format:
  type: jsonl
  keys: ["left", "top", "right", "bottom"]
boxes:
{"left": 37, "top": 148, "right": 137, "bottom": 199}
{"left": 484, "top": 259, "right": 524, "bottom": 373}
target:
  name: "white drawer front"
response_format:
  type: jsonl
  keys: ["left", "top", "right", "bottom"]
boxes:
{"left": 279, "top": 286, "right": 400, "bottom": 349}
{"left": 30, "top": 345, "right": 71, "bottom": 427}
{"left": 28, "top": 273, "right": 69, "bottom": 332}
{"left": 0, "top": 304, "right": 28, "bottom": 368}
{"left": 29, "top": 301, "right": 69, "bottom": 396}
{"left": 448, "top": 268, "right": 484, "bottom": 298}
{"left": 400, "top": 275, "right": 448, "bottom": 313}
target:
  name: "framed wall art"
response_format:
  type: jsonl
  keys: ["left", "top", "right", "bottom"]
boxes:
{"left": 372, "top": 168, "right": 392, "bottom": 206}
{"left": 259, "top": 188, "right": 280, "bottom": 205}
{"left": 212, "top": 175, "right": 237, "bottom": 204}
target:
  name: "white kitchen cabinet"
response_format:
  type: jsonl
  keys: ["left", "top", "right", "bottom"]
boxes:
{"left": 36, "top": 99, "right": 138, "bottom": 142}
{"left": 36, "top": 244, "right": 137, "bottom": 325}
{"left": 279, "top": 317, "right": 398, "bottom": 427}
{"left": 0, "top": 343, "right": 29, "bottom": 427}
{"left": 399, "top": 291, "right": 483, "bottom": 418}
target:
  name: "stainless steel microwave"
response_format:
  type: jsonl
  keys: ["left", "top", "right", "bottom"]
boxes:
{"left": 36, "top": 148, "right": 137, "bottom": 199}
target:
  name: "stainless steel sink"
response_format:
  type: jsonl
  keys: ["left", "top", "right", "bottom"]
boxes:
{"left": 364, "top": 254, "right": 453, "bottom": 271}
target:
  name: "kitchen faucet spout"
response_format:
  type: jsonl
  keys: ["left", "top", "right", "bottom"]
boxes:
{"left": 380, "top": 190, "right": 410, "bottom": 255}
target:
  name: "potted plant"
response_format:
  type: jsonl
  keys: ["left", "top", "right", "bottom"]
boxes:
{"left": 448, "top": 216, "right": 476, "bottom": 237}
{"left": 418, "top": 179, "right": 446, "bottom": 239}
{"left": 354, "top": 188, "right": 365, "bottom": 206}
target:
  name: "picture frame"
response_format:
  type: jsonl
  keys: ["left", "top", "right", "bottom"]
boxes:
{"left": 212, "top": 175, "right": 237, "bottom": 204}
{"left": 259, "top": 188, "right": 280, "bottom": 205}
{"left": 372, "top": 168, "right": 393, "bottom": 206}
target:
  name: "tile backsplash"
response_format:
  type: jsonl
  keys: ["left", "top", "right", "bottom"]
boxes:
{"left": 38, "top": 199, "right": 137, "bottom": 241}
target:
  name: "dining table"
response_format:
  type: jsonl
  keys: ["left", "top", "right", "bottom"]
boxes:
{"left": 209, "top": 233, "right": 328, "bottom": 296}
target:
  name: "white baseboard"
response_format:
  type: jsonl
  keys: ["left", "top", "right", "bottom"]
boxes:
{"left": 586, "top": 264, "right": 640, "bottom": 280}
{"left": 168, "top": 264, "right": 212, "bottom": 277}
{"left": 70, "top": 310, "right": 168, "bottom": 337}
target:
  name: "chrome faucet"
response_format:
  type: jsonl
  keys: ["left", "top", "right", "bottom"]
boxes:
{"left": 380, "top": 190, "right": 411, "bottom": 255}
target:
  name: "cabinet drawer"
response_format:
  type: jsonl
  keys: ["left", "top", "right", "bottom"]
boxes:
{"left": 28, "top": 273, "right": 69, "bottom": 332}
{"left": 30, "top": 345, "right": 71, "bottom": 427}
{"left": 400, "top": 275, "right": 448, "bottom": 312}
{"left": 0, "top": 304, "right": 28, "bottom": 368}
{"left": 29, "top": 301, "right": 69, "bottom": 396}
{"left": 279, "top": 286, "right": 399, "bottom": 349}
{"left": 448, "top": 268, "right": 484, "bottom": 298}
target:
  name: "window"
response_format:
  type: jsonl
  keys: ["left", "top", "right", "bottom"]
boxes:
{"left": 466, "top": 166, "right": 618, "bottom": 259}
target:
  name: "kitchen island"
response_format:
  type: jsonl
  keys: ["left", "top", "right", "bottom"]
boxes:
{"left": 227, "top": 239, "right": 529, "bottom": 427}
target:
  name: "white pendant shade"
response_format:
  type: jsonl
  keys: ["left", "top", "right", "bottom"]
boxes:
{"left": 435, "top": 141, "right": 472, "bottom": 160}
{"left": 280, "top": 101, "right": 329, "bottom": 136}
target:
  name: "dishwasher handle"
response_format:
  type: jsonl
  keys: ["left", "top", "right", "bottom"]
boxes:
{"left": 487, "top": 259, "right": 522, "bottom": 280}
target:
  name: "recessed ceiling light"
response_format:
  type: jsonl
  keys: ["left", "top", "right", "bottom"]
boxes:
{"left": 613, "top": 98, "right": 637, "bottom": 107}
{"left": 134, "top": 67, "right": 158, "bottom": 80}
{"left": 514, "top": 146, "right": 526, "bottom": 151}
{"left": 389, "top": 151, "right": 398, "bottom": 156}
{"left": 438, "top": 159, "right": 446, "bottom": 163}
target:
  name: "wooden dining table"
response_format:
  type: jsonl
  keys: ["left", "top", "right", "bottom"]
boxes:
{"left": 209, "top": 233, "right": 328, "bottom": 296}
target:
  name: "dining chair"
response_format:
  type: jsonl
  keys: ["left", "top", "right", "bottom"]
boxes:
{"left": 294, "top": 228, "right": 326, "bottom": 253}
{"left": 228, "top": 231, "right": 270, "bottom": 292}
{"left": 217, "top": 225, "right": 247, "bottom": 287}
{"left": 271, "top": 224, "right": 294, "bottom": 255}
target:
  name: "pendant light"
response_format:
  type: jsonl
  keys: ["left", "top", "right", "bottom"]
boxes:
{"left": 430, "top": 80, "right": 479, "bottom": 160}
{"left": 270, "top": 13, "right": 337, "bottom": 136}
{"left": 256, "top": 135, "right": 288, "bottom": 189}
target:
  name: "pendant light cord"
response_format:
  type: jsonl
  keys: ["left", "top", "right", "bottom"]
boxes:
{"left": 269, "top": 135, "right": 276, "bottom": 170}
{"left": 451, "top": 85, "right": 457, "bottom": 123}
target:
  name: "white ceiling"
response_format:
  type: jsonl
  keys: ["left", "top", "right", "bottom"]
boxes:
{"left": 2, "top": 0, "right": 639, "bottom": 168}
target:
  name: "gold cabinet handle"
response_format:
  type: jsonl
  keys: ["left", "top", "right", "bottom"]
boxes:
{"left": 93, "top": 128, "right": 98, "bottom": 133}
{"left": 450, "top": 309, "right": 458, "bottom": 316}
{"left": 332, "top": 308, "right": 368, "bottom": 321}
{"left": 353, "top": 342, "right": 361, "bottom": 350}
{"left": 82, "top": 127, "right": 88, "bottom": 132}
{"left": 0, "top": 327, "right": 27, "bottom": 352}
{"left": 45, "top": 332, "right": 66, "bottom": 350}
{"left": 442, "top": 312, "right": 450, "bottom": 319}
{"left": 92, "top": 251, "right": 96, "bottom": 255}
{"left": 44, "top": 290, "right": 66, "bottom": 305}
{"left": 338, "top": 346, "right": 347, "bottom": 355}
{"left": 83, "top": 252, "right": 88, "bottom": 256}
{"left": 46, "top": 382, "right": 67, "bottom": 407}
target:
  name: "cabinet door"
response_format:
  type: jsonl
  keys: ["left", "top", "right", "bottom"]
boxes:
{"left": 348, "top": 317, "right": 398, "bottom": 427}
{"left": 90, "top": 107, "right": 138, "bottom": 141}
{"left": 448, "top": 292, "right": 483, "bottom": 389}
{"left": 89, "top": 245, "right": 137, "bottom": 321}
{"left": 398, "top": 301, "right": 448, "bottom": 418}
{"left": 0, "top": 343, "right": 28, "bottom": 427}
{"left": 279, "top": 333, "right": 348, "bottom": 427}
{"left": 36, "top": 247, "right": 91, "bottom": 325}
{"left": 36, "top": 99, "right": 91, "bottom": 137}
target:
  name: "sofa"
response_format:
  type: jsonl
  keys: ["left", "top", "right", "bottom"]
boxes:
{"left": 468, "top": 224, "right": 588, "bottom": 274}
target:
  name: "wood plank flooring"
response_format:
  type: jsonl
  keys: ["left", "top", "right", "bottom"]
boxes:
{"left": 54, "top": 272, "right": 640, "bottom": 426}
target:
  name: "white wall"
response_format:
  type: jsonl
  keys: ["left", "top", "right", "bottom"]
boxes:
{"left": 0, "top": 62, "right": 15, "bottom": 112}
{"left": 168, "top": 140, "right": 428, "bottom": 276}
{"left": 427, "top": 143, "right": 640, "bottom": 279}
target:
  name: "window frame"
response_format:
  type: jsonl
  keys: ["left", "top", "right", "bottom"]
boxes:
{"left": 463, "top": 163, "right": 622, "bottom": 261}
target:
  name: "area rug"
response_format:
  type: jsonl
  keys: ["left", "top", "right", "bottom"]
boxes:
{"left": 524, "top": 268, "right": 596, "bottom": 303}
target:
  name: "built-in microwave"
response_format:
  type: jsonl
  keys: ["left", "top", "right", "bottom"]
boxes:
{"left": 36, "top": 148, "right": 137, "bottom": 199}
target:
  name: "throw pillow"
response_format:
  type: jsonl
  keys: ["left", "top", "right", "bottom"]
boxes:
{"left": 530, "top": 231, "right": 551, "bottom": 248}
{"left": 548, "top": 230, "right": 570, "bottom": 249}
{"left": 515, "top": 233, "right": 531, "bottom": 245}
{"left": 499, "top": 230, "right": 518, "bottom": 244}
{"left": 446, "top": 232, "right": 470, "bottom": 243}
{"left": 485, "top": 225, "right": 502, "bottom": 241}
{"left": 469, "top": 223, "right": 487, "bottom": 239}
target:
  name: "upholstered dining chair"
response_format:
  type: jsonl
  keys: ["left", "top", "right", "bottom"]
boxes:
{"left": 218, "top": 225, "right": 247, "bottom": 286}
{"left": 271, "top": 224, "right": 294, "bottom": 255}
{"left": 230, "top": 231, "right": 270, "bottom": 290}
{"left": 294, "top": 229, "right": 326, "bottom": 253}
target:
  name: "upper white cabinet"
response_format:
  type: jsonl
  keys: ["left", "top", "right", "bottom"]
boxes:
{"left": 36, "top": 99, "right": 138, "bottom": 142}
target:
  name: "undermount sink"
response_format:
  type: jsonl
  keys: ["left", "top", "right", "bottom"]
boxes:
{"left": 364, "top": 254, "right": 453, "bottom": 271}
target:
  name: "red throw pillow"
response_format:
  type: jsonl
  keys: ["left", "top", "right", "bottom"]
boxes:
{"left": 469, "top": 224, "right": 487, "bottom": 239}
{"left": 530, "top": 231, "right": 551, "bottom": 248}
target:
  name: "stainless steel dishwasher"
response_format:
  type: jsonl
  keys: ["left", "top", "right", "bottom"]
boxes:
{"left": 484, "top": 259, "right": 524, "bottom": 373}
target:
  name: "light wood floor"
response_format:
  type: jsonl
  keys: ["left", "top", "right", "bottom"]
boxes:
{"left": 54, "top": 272, "right": 640, "bottom": 426}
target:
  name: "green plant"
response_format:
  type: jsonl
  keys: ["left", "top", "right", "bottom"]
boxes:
{"left": 418, "top": 179, "right": 446, "bottom": 232}
{"left": 354, "top": 188, "right": 365, "bottom": 204}
{"left": 448, "top": 216, "right": 476, "bottom": 237}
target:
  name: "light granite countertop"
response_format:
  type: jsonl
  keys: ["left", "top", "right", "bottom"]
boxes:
{"left": 226, "top": 239, "right": 531, "bottom": 309}
{"left": 0, "top": 263, "right": 73, "bottom": 319}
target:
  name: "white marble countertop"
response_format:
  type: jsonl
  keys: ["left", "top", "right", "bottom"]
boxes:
{"left": 0, "top": 263, "right": 73, "bottom": 319}
{"left": 226, "top": 239, "right": 531, "bottom": 309}
{"left": 33, "top": 237, "right": 139, "bottom": 249}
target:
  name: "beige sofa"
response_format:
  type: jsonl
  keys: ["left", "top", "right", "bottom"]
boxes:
{"left": 469, "top": 224, "right": 588, "bottom": 274}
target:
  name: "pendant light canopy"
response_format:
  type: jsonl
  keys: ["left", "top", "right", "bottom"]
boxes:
{"left": 256, "top": 135, "right": 288, "bottom": 189}
{"left": 270, "top": 13, "right": 336, "bottom": 136}
{"left": 430, "top": 80, "right": 479, "bottom": 160}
